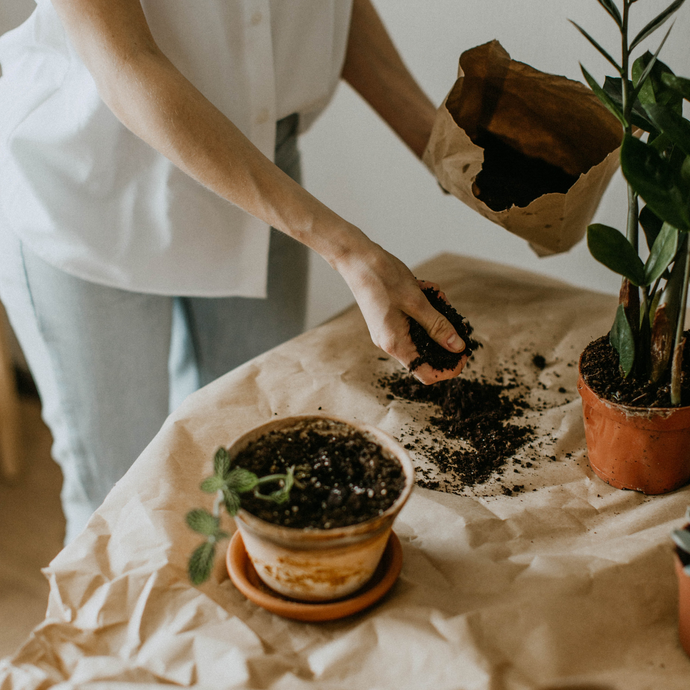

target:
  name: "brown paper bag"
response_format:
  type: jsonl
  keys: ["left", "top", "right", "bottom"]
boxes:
{"left": 423, "top": 40, "right": 622, "bottom": 256}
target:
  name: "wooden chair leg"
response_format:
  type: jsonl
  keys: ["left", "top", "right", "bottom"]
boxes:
{"left": 0, "top": 304, "right": 21, "bottom": 481}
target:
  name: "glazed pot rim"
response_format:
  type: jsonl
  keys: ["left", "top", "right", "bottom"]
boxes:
{"left": 229, "top": 414, "right": 415, "bottom": 546}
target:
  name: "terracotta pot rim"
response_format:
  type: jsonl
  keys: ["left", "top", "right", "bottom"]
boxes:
{"left": 577, "top": 356, "right": 690, "bottom": 425}
{"left": 230, "top": 414, "right": 415, "bottom": 547}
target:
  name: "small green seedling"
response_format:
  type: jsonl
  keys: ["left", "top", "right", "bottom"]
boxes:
{"left": 186, "top": 446, "right": 297, "bottom": 585}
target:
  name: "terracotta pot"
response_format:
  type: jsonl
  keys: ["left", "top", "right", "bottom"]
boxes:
{"left": 577, "top": 367, "right": 690, "bottom": 494}
{"left": 227, "top": 415, "right": 415, "bottom": 602}
{"left": 674, "top": 549, "right": 690, "bottom": 657}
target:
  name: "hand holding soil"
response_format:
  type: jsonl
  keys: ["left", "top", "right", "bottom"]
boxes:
{"left": 406, "top": 282, "right": 479, "bottom": 383}
{"left": 336, "top": 245, "right": 469, "bottom": 384}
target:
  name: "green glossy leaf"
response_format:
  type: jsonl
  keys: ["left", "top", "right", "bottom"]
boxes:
{"left": 213, "top": 447, "right": 231, "bottom": 478}
{"left": 610, "top": 304, "right": 636, "bottom": 377}
{"left": 644, "top": 103, "right": 690, "bottom": 157}
{"left": 571, "top": 21, "right": 621, "bottom": 72}
{"left": 185, "top": 509, "right": 218, "bottom": 536}
{"left": 222, "top": 487, "right": 241, "bottom": 516}
{"left": 581, "top": 67, "right": 626, "bottom": 127}
{"left": 645, "top": 223, "right": 679, "bottom": 284}
{"left": 621, "top": 134, "right": 690, "bottom": 231}
{"left": 603, "top": 76, "right": 651, "bottom": 130}
{"left": 200, "top": 475, "right": 224, "bottom": 493}
{"left": 630, "top": 25, "right": 675, "bottom": 108}
{"left": 630, "top": 0, "right": 685, "bottom": 51}
{"left": 587, "top": 223, "right": 645, "bottom": 285}
{"left": 226, "top": 467, "right": 259, "bottom": 493}
{"left": 682, "top": 155, "right": 690, "bottom": 186}
{"left": 188, "top": 541, "right": 216, "bottom": 586}
{"left": 662, "top": 73, "right": 690, "bottom": 101}
{"left": 632, "top": 52, "right": 680, "bottom": 113}
{"left": 597, "top": 0, "right": 623, "bottom": 27}
{"left": 639, "top": 205, "right": 663, "bottom": 250}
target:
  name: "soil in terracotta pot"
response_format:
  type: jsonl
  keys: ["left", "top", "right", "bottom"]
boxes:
{"left": 408, "top": 286, "right": 480, "bottom": 372}
{"left": 233, "top": 419, "right": 406, "bottom": 530}
{"left": 472, "top": 128, "right": 578, "bottom": 211}
{"left": 580, "top": 333, "right": 690, "bottom": 407}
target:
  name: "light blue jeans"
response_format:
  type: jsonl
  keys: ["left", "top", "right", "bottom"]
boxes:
{"left": 0, "top": 115, "right": 308, "bottom": 543}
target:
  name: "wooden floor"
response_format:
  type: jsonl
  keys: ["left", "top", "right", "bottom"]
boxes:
{"left": 0, "top": 395, "right": 64, "bottom": 659}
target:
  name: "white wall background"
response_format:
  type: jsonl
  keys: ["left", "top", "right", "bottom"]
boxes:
{"left": 2, "top": 0, "right": 689, "bottom": 332}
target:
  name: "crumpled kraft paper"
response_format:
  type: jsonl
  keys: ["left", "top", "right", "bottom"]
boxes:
{"left": 424, "top": 41, "right": 622, "bottom": 257}
{"left": 2, "top": 253, "right": 690, "bottom": 689}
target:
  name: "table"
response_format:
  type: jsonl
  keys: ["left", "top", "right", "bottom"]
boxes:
{"left": 2, "top": 253, "right": 690, "bottom": 689}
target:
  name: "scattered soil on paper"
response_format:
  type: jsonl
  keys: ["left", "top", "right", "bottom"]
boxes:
{"left": 378, "top": 367, "right": 537, "bottom": 494}
{"left": 234, "top": 418, "right": 405, "bottom": 529}
{"left": 472, "top": 128, "right": 578, "bottom": 211}
{"left": 580, "top": 333, "right": 690, "bottom": 408}
{"left": 408, "top": 286, "right": 480, "bottom": 372}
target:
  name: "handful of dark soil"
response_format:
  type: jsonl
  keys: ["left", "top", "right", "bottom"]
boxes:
{"left": 580, "top": 334, "right": 690, "bottom": 407}
{"left": 234, "top": 419, "right": 405, "bottom": 529}
{"left": 472, "top": 128, "right": 578, "bottom": 211}
{"left": 408, "top": 286, "right": 480, "bottom": 372}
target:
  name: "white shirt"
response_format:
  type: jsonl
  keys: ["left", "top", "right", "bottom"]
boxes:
{"left": 0, "top": 0, "right": 353, "bottom": 296}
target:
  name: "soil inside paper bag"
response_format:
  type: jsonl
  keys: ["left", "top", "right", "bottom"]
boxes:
{"left": 234, "top": 420, "right": 405, "bottom": 529}
{"left": 472, "top": 128, "right": 579, "bottom": 211}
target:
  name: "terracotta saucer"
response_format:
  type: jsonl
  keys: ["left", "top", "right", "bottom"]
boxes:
{"left": 226, "top": 530, "right": 403, "bottom": 622}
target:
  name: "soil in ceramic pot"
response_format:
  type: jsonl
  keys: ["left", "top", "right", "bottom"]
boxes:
{"left": 408, "top": 286, "right": 480, "bottom": 372}
{"left": 233, "top": 419, "right": 406, "bottom": 530}
{"left": 472, "top": 128, "right": 578, "bottom": 211}
{"left": 580, "top": 334, "right": 690, "bottom": 407}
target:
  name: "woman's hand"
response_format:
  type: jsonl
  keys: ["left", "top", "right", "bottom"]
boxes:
{"left": 333, "top": 237, "right": 468, "bottom": 384}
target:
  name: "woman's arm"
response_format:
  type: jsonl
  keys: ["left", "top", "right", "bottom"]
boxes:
{"left": 50, "top": 0, "right": 466, "bottom": 383}
{"left": 342, "top": 0, "right": 436, "bottom": 159}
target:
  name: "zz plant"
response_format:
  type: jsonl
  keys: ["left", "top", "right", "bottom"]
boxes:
{"left": 573, "top": 0, "right": 690, "bottom": 405}
{"left": 186, "top": 446, "right": 297, "bottom": 585}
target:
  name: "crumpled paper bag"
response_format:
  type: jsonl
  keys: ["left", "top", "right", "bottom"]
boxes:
{"left": 424, "top": 40, "right": 622, "bottom": 256}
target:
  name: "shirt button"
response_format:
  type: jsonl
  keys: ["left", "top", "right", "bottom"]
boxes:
{"left": 250, "top": 10, "right": 263, "bottom": 26}
{"left": 256, "top": 108, "right": 270, "bottom": 125}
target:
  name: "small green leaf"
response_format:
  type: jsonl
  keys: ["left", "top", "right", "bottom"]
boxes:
{"left": 587, "top": 223, "right": 645, "bottom": 286}
{"left": 672, "top": 527, "right": 690, "bottom": 554}
{"left": 610, "top": 304, "right": 636, "bottom": 377}
{"left": 630, "top": 25, "right": 675, "bottom": 107}
{"left": 580, "top": 66, "right": 626, "bottom": 127}
{"left": 200, "top": 475, "right": 225, "bottom": 493}
{"left": 185, "top": 509, "right": 218, "bottom": 536}
{"left": 629, "top": 0, "right": 685, "bottom": 51}
{"left": 662, "top": 73, "right": 690, "bottom": 101}
{"left": 621, "top": 134, "right": 690, "bottom": 231}
{"left": 596, "top": 0, "right": 623, "bottom": 27}
{"left": 644, "top": 103, "right": 690, "bottom": 157}
{"left": 223, "top": 487, "right": 241, "bottom": 516}
{"left": 639, "top": 205, "right": 664, "bottom": 250}
{"left": 226, "top": 467, "right": 259, "bottom": 494}
{"left": 188, "top": 541, "right": 216, "bottom": 586}
{"left": 644, "top": 222, "right": 679, "bottom": 284}
{"left": 570, "top": 21, "right": 621, "bottom": 72}
{"left": 213, "top": 447, "right": 231, "bottom": 478}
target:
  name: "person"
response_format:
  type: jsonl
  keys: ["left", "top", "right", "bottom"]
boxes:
{"left": 0, "top": 0, "right": 467, "bottom": 544}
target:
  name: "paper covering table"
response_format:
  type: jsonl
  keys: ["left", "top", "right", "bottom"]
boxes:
{"left": 2, "top": 253, "right": 690, "bottom": 690}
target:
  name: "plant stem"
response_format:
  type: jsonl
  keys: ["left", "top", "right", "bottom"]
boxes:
{"left": 671, "top": 236, "right": 690, "bottom": 405}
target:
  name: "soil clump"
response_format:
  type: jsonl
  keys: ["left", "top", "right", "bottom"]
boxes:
{"left": 408, "top": 286, "right": 480, "bottom": 372}
{"left": 472, "top": 128, "right": 578, "bottom": 211}
{"left": 234, "top": 419, "right": 405, "bottom": 530}
{"left": 580, "top": 333, "right": 690, "bottom": 408}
